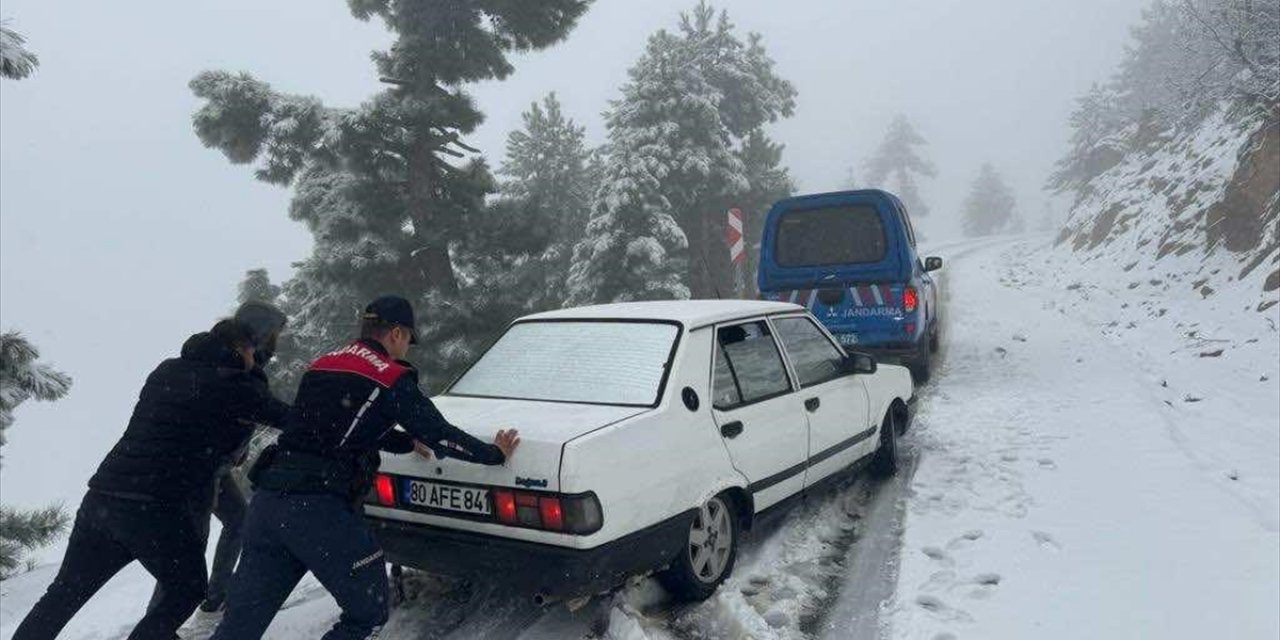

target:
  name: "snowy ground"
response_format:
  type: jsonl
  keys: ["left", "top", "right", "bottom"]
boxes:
{"left": 2, "top": 237, "right": 1276, "bottom": 640}
{"left": 890, "top": 237, "right": 1278, "bottom": 640}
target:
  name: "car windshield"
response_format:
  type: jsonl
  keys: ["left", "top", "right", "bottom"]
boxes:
{"left": 775, "top": 204, "right": 887, "bottom": 267}
{"left": 448, "top": 320, "right": 679, "bottom": 406}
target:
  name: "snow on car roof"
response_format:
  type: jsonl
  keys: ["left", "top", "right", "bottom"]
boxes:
{"left": 521, "top": 299, "right": 804, "bottom": 328}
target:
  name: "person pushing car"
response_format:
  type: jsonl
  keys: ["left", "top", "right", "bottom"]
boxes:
{"left": 211, "top": 295, "right": 519, "bottom": 640}
{"left": 13, "top": 311, "right": 290, "bottom": 640}
{"left": 145, "top": 301, "right": 289, "bottom": 617}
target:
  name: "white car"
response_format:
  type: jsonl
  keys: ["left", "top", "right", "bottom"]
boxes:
{"left": 366, "top": 300, "right": 915, "bottom": 603}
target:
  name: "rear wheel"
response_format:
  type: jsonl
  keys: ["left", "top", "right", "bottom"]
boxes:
{"left": 659, "top": 493, "right": 739, "bottom": 601}
{"left": 908, "top": 337, "right": 932, "bottom": 384}
{"left": 871, "top": 411, "right": 899, "bottom": 478}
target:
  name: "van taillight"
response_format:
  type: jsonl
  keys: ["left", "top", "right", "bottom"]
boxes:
{"left": 374, "top": 474, "right": 396, "bottom": 506}
{"left": 490, "top": 489, "right": 601, "bottom": 535}
{"left": 902, "top": 286, "right": 918, "bottom": 312}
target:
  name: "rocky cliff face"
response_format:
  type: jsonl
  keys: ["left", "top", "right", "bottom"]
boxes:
{"left": 1057, "top": 106, "right": 1279, "bottom": 314}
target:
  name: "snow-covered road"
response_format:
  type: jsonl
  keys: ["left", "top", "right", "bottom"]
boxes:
{"left": 2, "top": 237, "right": 1276, "bottom": 640}
{"left": 890, "top": 238, "right": 1279, "bottom": 640}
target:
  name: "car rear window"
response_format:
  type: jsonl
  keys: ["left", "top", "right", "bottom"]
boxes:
{"left": 774, "top": 204, "right": 887, "bottom": 267}
{"left": 448, "top": 320, "right": 679, "bottom": 406}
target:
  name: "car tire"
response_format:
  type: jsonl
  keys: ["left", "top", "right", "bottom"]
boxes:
{"left": 871, "top": 411, "right": 899, "bottom": 478}
{"left": 658, "top": 493, "right": 739, "bottom": 601}
{"left": 908, "top": 337, "right": 932, "bottom": 384}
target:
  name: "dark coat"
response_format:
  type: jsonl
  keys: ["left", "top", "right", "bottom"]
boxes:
{"left": 88, "top": 331, "right": 289, "bottom": 504}
{"left": 254, "top": 338, "right": 503, "bottom": 501}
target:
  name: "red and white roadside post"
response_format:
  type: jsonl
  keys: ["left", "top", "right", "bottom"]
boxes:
{"left": 726, "top": 207, "right": 746, "bottom": 296}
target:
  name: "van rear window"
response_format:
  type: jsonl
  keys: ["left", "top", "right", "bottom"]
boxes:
{"left": 774, "top": 205, "right": 887, "bottom": 267}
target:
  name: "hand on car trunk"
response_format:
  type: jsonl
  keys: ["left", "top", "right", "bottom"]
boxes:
{"left": 412, "top": 440, "right": 435, "bottom": 459}
{"left": 494, "top": 429, "right": 520, "bottom": 460}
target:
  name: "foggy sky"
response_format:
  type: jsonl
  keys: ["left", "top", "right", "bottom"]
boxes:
{"left": 0, "top": 0, "right": 1148, "bottom": 544}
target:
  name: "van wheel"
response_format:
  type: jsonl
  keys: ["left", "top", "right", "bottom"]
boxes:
{"left": 908, "top": 338, "right": 932, "bottom": 384}
{"left": 659, "top": 493, "right": 739, "bottom": 601}
{"left": 871, "top": 411, "right": 899, "bottom": 478}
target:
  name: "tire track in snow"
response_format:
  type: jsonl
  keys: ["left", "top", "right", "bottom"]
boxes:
{"left": 808, "top": 236, "right": 1025, "bottom": 640}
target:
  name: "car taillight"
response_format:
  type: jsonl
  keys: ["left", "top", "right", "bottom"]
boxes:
{"left": 515, "top": 492, "right": 541, "bottom": 526}
{"left": 561, "top": 493, "right": 603, "bottom": 534}
{"left": 490, "top": 489, "right": 602, "bottom": 535}
{"left": 539, "top": 497, "right": 564, "bottom": 531}
{"left": 902, "top": 286, "right": 918, "bottom": 313}
{"left": 493, "top": 489, "right": 517, "bottom": 524}
{"left": 374, "top": 474, "right": 396, "bottom": 506}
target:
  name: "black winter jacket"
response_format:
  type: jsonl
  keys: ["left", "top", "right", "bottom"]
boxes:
{"left": 87, "top": 331, "right": 289, "bottom": 504}
{"left": 253, "top": 338, "right": 503, "bottom": 500}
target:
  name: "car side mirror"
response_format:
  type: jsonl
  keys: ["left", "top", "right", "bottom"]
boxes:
{"left": 844, "top": 351, "right": 877, "bottom": 375}
{"left": 924, "top": 256, "right": 943, "bottom": 272}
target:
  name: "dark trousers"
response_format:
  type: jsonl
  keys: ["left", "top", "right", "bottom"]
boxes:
{"left": 12, "top": 491, "right": 208, "bottom": 640}
{"left": 206, "top": 474, "right": 248, "bottom": 606}
{"left": 148, "top": 469, "right": 248, "bottom": 611}
{"left": 210, "top": 491, "right": 389, "bottom": 640}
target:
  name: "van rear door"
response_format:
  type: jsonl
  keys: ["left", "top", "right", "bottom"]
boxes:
{"left": 757, "top": 191, "right": 908, "bottom": 290}
{"left": 758, "top": 191, "right": 911, "bottom": 345}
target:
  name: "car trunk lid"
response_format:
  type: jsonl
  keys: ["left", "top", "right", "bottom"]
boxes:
{"left": 376, "top": 395, "right": 649, "bottom": 492}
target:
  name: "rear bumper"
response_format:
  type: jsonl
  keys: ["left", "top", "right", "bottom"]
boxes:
{"left": 368, "top": 509, "right": 694, "bottom": 603}
{"left": 851, "top": 341, "right": 921, "bottom": 364}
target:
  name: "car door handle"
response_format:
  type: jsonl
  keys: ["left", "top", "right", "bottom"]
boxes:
{"left": 720, "top": 421, "right": 744, "bottom": 439}
{"left": 805, "top": 397, "right": 821, "bottom": 412}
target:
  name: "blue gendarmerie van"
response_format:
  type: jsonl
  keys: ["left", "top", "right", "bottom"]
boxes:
{"left": 758, "top": 189, "right": 943, "bottom": 382}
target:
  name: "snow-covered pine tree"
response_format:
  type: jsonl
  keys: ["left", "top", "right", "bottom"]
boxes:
{"left": 0, "top": 332, "right": 71, "bottom": 577}
{"left": 1172, "top": 0, "right": 1279, "bottom": 119}
{"left": 865, "top": 115, "right": 937, "bottom": 220}
{"left": 568, "top": 2, "right": 796, "bottom": 303}
{"left": 231, "top": 268, "right": 313, "bottom": 399}
{"left": 1046, "top": 84, "right": 1128, "bottom": 199}
{"left": 1051, "top": 0, "right": 1278, "bottom": 214}
{"left": 0, "top": 20, "right": 38, "bottom": 80}
{"left": 1115, "top": 0, "right": 1278, "bottom": 126}
{"left": 737, "top": 129, "right": 795, "bottom": 297}
{"left": 238, "top": 268, "right": 280, "bottom": 306}
{"left": 962, "top": 163, "right": 1017, "bottom": 237}
{"left": 0, "top": 23, "right": 70, "bottom": 578}
{"left": 0, "top": 334, "right": 70, "bottom": 449}
{"left": 1113, "top": 1, "right": 1188, "bottom": 123}
{"left": 482, "top": 93, "right": 596, "bottom": 312}
{"left": 192, "top": 1, "right": 589, "bottom": 392}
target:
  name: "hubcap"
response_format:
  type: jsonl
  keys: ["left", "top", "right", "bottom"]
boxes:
{"left": 688, "top": 497, "right": 733, "bottom": 583}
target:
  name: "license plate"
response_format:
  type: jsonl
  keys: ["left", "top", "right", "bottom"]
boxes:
{"left": 836, "top": 333, "right": 859, "bottom": 346}
{"left": 404, "top": 480, "right": 491, "bottom": 515}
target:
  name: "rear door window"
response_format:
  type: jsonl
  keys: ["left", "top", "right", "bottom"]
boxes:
{"left": 711, "top": 343, "right": 743, "bottom": 409}
{"left": 774, "top": 205, "right": 887, "bottom": 267}
{"left": 772, "top": 316, "right": 846, "bottom": 387}
{"left": 714, "top": 321, "right": 792, "bottom": 408}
